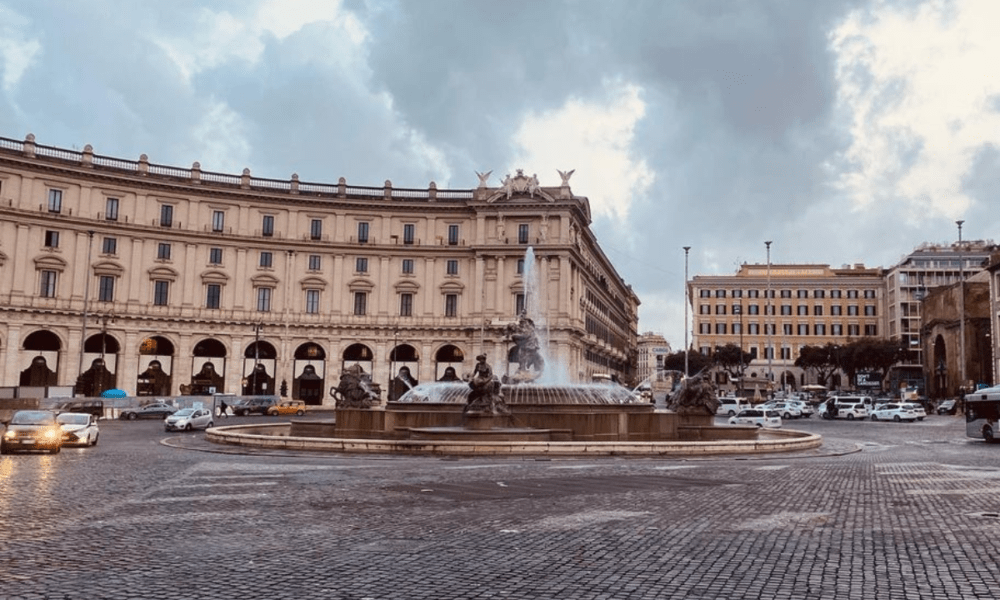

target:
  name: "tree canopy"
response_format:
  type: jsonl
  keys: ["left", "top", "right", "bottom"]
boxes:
{"left": 712, "top": 343, "right": 754, "bottom": 380}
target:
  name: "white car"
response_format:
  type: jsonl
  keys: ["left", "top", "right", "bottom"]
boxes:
{"left": 870, "top": 403, "right": 920, "bottom": 422}
{"left": 164, "top": 408, "right": 214, "bottom": 431}
{"left": 729, "top": 408, "right": 782, "bottom": 429}
{"left": 57, "top": 412, "right": 100, "bottom": 446}
{"left": 902, "top": 403, "right": 926, "bottom": 421}
{"left": 788, "top": 400, "right": 814, "bottom": 418}
{"left": 763, "top": 401, "right": 802, "bottom": 420}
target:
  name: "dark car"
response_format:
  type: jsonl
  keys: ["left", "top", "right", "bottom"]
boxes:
{"left": 1, "top": 410, "right": 63, "bottom": 454}
{"left": 937, "top": 399, "right": 958, "bottom": 415}
{"left": 119, "top": 402, "right": 177, "bottom": 420}
{"left": 56, "top": 399, "right": 105, "bottom": 419}
{"left": 232, "top": 397, "right": 277, "bottom": 416}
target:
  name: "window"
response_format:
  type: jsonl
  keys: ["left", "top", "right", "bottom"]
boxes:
{"left": 765, "top": 305, "right": 775, "bottom": 315}
{"left": 732, "top": 304, "right": 742, "bottom": 314}
{"left": 102, "top": 237, "right": 117, "bottom": 255}
{"left": 445, "top": 294, "right": 458, "bottom": 317}
{"left": 732, "top": 323, "right": 742, "bottom": 334}
{"left": 832, "top": 324, "right": 843, "bottom": 336}
{"left": 516, "top": 293, "right": 525, "bottom": 315}
{"left": 780, "top": 290, "right": 792, "bottom": 298}
{"left": 518, "top": 224, "right": 529, "bottom": 244}
{"left": 403, "top": 223, "right": 415, "bottom": 245}
{"left": 157, "top": 243, "right": 171, "bottom": 260}
{"left": 797, "top": 290, "right": 808, "bottom": 298}
{"left": 256, "top": 287, "right": 272, "bottom": 312}
{"left": 44, "top": 230, "right": 59, "bottom": 248}
{"left": 797, "top": 305, "right": 808, "bottom": 316}
{"left": 847, "top": 290, "right": 859, "bottom": 299}
{"left": 847, "top": 305, "right": 859, "bottom": 316}
{"left": 48, "top": 189, "right": 62, "bottom": 213}
{"left": 848, "top": 324, "right": 860, "bottom": 336}
{"left": 448, "top": 224, "right": 459, "bottom": 245}
{"left": 305, "top": 289, "right": 320, "bottom": 314}
{"left": 780, "top": 347, "right": 791, "bottom": 360}
{"left": 209, "top": 247, "right": 223, "bottom": 264}
{"left": 353, "top": 292, "right": 367, "bottom": 315}
{"left": 356, "top": 257, "right": 368, "bottom": 273}
{"left": 98, "top": 276, "right": 115, "bottom": 302}
{"left": 864, "top": 290, "right": 876, "bottom": 299}
{"left": 814, "top": 290, "right": 826, "bottom": 298}
{"left": 699, "top": 305, "right": 710, "bottom": 315}
{"left": 814, "top": 324, "right": 826, "bottom": 335}
{"left": 40, "top": 270, "right": 57, "bottom": 298}
{"left": 865, "top": 324, "right": 878, "bottom": 336}
{"left": 749, "top": 347, "right": 758, "bottom": 359}
{"left": 748, "top": 324, "right": 760, "bottom": 334}
{"left": 780, "top": 305, "right": 792, "bottom": 316}
{"left": 262, "top": 215, "right": 274, "bottom": 237}
{"left": 160, "top": 205, "right": 173, "bottom": 227}
{"left": 831, "top": 290, "right": 842, "bottom": 299}
{"left": 715, "top": 323, "right": 727, "bottom": 334}
{"left": 715, "top": 305, "right": 726, "bottom": 315}
{"left": 400, "top": 293, "right": 413, "bottom": 317}
{"left": 831, "top": 305, "right": 842, "bottom": 316}
{"left": 212, "top": 210, "right": 225, "bottom": 232}
{"left": 105, "top": 197, "right": 119, "bottom": 221}
{"left": 732, "top": 290, "right": 743, "bottom": 298}
{"left": 747, "top": 290, "right": 760, "bottom": 298}
{"left": 310, "top": 219, "right": 322, "bottom": 241}
{"left": 206, "top": 284, "right": 221, "bottom": 309}
{"left": 699, "top": 323, "right": 711, "bottom": 334}
{"left": 864, "top": 305, "right": 877, "bottom": 316}
{"left": 715, "top": 290, "right": 727, "bottom": 298}
{"left": 308, "top": 255, "right": 321, "bottom": 271}
{"left": 764, "top": 347, "right": 774, "bottom": 360}
{"left": 748, "top": 304, "right": 759, "bottom": 315}
{"left": 798, "top": 324, "right": 809, "bottom": 336}
{"left": 153, "top": 280, "right": 169, "bottom": 306}
{"left": 402, "top": 259, "right": 414, "bottom": 274}
{"left": 700, "top": 290, "right": 711, "bottom": 298}
{"left": 517, "top": 259, "right": 524, "bottom": 275}
{"left": 260, "top": 252, "right": 272, "bottom": 268}
{"left": 357, "top": 222, "right": 369, "bottom": 243}
{"left": 446, "top": 260, "right": 459, "bottom": 276}
{"left": 783, "top": 323, "right": 793, "bottom": 335}
{"left": 764, "top": 324, "right": 775, "bottom": 335}
{"left": 814, "top": 305, "right": 823, "bottom": 316}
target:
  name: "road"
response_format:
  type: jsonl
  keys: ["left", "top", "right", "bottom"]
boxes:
{"left": 2, "top": 412, "right": 999, "bottom": 599}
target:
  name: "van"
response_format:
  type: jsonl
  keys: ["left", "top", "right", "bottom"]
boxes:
{"left": 55, "top": 399, "right": 105, "bottom": 419}
{"left": 716, "top": 397, "right": 750, "bottom": 417}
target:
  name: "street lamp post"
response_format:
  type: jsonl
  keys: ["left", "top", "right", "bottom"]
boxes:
{"left": 765, "top": 241, "right": 773, "bottom": 389}
{"left": 252, "top": 321, "right": 263, "bottom": 394}
{"left": 738, "top": 297, "right": 744, "bottom": 395}
{"left": 683, "top": 246, "right": 691, "bottom": 378}
{"left": 957, "top": 220, "right": 966, "bottom": 395}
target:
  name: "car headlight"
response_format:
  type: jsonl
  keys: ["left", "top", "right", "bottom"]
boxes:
{"left": 43, "top": 428, "right": 60, "bottom": 440}
{"left": 3, "top": 431, "right": 14, "bottom": 439}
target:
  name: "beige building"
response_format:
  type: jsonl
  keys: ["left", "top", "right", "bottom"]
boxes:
{"left": 0, "top": 134, "right": 639, "bottom": 404}
{"left": 636, "top": 332, "right": 671, "bottom": 384}
{"left": 689, "top": 263, "right": 885, "bottom": 390}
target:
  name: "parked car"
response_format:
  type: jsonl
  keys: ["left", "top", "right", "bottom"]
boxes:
{"left": 716, "top": 397, "right": 751, "bottom": 417}
{"left": 788, "top": 400, "right": 814, "bottom": 418}
{"left": 56, "top": 399, "right": 105, "bottom": 419}
{"left": 763, "top": 401, "right": 802, "bottom": 420}
{"left": 870, "top": 403, "right": 920, "bottom": 422}
{"left": 820, "top": 400, "right": 870, "bottom": 420}
{"left": 232, "top": 397, "right": 277, "bottom": 416}
{"left": 937, "top": 399, "right": 958, "bottom": 415}
{"left": 1, "top": 410, "right": 63, "bottom": 454}
{"left": 57, "top": 412, "right": 100, "bottom": 446}
{"left": 164, "top": 408, "right": 214, "bottom": 431}
{"left": 903, "top": 403, "right": 927, "bottom": 421}
{"left": 120, "top": 402, "right": 177, "bottom": 420}
{"left": 728, "top": 408, "right": 782, "bottom": 429}
{"left": 267, "top": 400, "right": 307, "bottom": 416}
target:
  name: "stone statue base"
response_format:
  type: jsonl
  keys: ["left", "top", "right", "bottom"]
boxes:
{"left": 462, "top": 413, "right": 513, "bottom": 430}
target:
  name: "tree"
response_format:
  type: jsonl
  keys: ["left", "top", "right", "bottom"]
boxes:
{"left": 794, "top": 343, "right": 840, "bottom": 387}
{"left": 712, "top": 344, "right": 754, "bottom": 382}
{"left": 834, "top": 339, "right": 907, "bottom": 390}
{"left": 661, "top": 349, "right": 712, "bottom": 376}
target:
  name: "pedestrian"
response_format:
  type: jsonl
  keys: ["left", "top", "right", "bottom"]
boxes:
{"left": 218, "top": 398, "right": 228, "bottom": 418}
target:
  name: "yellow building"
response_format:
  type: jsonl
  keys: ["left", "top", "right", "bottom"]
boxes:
{"left": 689, "top": 263, "right": 885, "bottom": 390}
{"left": 0, "top": 134, "right": 638, "bottom": 403}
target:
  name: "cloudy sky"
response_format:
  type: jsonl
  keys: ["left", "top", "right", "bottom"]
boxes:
{"left": 2, "top": 0, "right": 998, "bottom": 350}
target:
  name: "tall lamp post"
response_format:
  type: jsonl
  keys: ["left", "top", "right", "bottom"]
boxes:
{"left": 252, "top": 321, "right": 263, "bottom": 394}
{"left": 765, "top": 241, "right": 773, "bottom": 389}
{"left": 683, "top": 246, "right": 691, "bottom": 377}
{"left": 957, "top": 220, "right": 966, "bottom": 395}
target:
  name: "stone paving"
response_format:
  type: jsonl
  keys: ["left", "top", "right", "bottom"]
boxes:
{"left": 3, "top": 414, "right": 1000, "bottom": 599}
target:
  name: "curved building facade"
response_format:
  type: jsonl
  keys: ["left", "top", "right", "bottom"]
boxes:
{"left": 0, "top": 134, "right": 639, "bottom": 404}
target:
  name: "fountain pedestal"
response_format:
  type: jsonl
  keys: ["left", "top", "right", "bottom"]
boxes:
{"left": 462, "top": 413, "right": 513, "bottom": 430}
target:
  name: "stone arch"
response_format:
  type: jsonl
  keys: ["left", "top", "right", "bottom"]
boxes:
{"left": 434, "top": 344, "right": 466, "bottom": 381}
{"left": 137, "top": 335, "right": 176, "bottom": 396}
{"left": 293, "top": 342, "right": 326, "bottom": 405}
{"left": 190, "top": 338, "right": 227, "bottom": 395}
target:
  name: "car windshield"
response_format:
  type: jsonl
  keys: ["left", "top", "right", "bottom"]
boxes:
{"left": 173, "top": 408, "right": 195, "bottom": 417}
{"left": 57, "top": 413, "right": 90, "bottom": 425}
{"left": 11, "top": 411, "right": 56, "bottom": 425}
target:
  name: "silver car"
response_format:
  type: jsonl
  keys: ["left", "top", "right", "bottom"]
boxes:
{"left": 164, "top": 408, "right": 214, "bottom": 432}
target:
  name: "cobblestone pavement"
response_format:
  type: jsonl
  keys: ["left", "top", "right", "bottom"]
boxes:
{"left": 3, "top": 414, "right": 1000, "bottom": 599}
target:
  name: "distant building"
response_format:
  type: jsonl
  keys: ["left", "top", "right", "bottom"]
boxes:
{"left": 636, "top": 332, "right": 671, "bottom": 383}
{"left": 919, "top": 272, "right": 991, "bottom": 398}
{"left": 689, "top": 263, "right": 885, "bottom": 391}
{"left": 982, "top": 251, "right": 1000, "bottom": 388}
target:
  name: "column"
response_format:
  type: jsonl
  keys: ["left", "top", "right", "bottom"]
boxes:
{"left": 423, "top": 258, "right": 436, "bottom": 315}
{"left": 474, "top": 257, "right": 485, "bottom": 314}
{"left": 378, "top": 256, "right": 390, "bottom": 315}
{"left": 127, "top": 238, "right": 144, "bottom": 303}
{"left": 2, "top": 325, "right": 21, "bottom": 387}
{"left": 332, "top": 255, "right": 345, "bottom": 315}
{"left": 234, "top": 248, "right": 248, "bottom": 310}
{"left": 9, "top": 224, "right": 30, "bottom": 295}
{"left": 494, "top": 257, "right": 506, "bottom": 315}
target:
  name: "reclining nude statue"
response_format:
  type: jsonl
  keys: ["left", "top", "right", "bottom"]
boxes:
{"left": 465, "top": 354, "right": 509, "bottom": 416}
